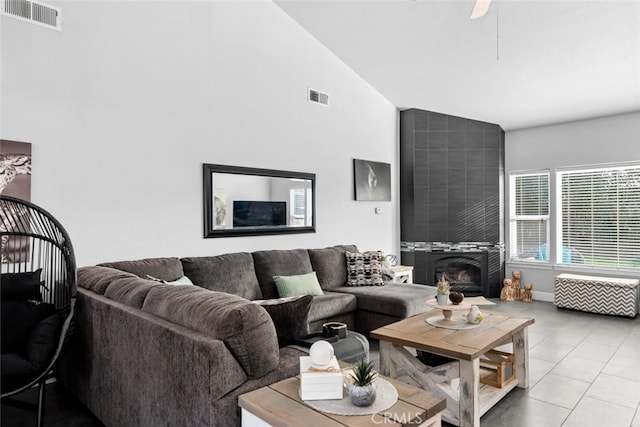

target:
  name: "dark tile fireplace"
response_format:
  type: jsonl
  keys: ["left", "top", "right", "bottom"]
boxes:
{"left": 399, "top": 109, "right": 505, "bottom": 298}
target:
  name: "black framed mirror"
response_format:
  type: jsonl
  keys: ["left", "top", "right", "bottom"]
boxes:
{"left": 203, "top": 164, "right": 316, "bottom": 238}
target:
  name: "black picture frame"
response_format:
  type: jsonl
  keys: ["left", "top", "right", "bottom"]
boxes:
{"left": 203, "top": 164, "right": 316, "bottom": 238}
{"left": 353, "top": 159, "right": 391, "bottom": 201}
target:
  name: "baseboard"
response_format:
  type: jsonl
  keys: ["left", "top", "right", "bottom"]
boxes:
{"left": 532, "top": 291, "right": 554, "bottom": 303}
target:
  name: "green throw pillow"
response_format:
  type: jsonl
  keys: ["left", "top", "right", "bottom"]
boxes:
{"left": 146, "top": 274, "right": 194, "bottom": 286}
{"left": 273, "top": 272, "right": 324, "bottom": 297}
{"left": 167, "top": 276, "right": 194, "bottom": 286}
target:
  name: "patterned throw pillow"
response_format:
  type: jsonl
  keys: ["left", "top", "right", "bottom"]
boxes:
{"left": 345, "top": 251, "right": 385, "bottom": 286}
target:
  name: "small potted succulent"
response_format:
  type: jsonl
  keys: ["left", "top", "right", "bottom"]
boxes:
{"left": 348, "top": 359, "right": 377, "bottom": 407}
{"left": 436, "top": 276, "right": 450, "bottom": 306}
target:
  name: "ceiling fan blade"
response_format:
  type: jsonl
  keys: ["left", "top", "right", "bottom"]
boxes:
{"left": 469, "top": 0, "right": 492, "bottom": 19}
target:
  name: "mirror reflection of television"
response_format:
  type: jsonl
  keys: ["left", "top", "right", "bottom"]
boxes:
{"left": 233, "top": 201, "right": 287, "bottom": 228}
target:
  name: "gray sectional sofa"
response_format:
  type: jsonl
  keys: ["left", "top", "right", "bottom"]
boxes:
{"left": 58, "top": 244, "right": 437, "bottom": 427}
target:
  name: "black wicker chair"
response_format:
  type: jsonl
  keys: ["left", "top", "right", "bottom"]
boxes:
{"left": 1, "top": 195, "right": 77, "bottom": 427}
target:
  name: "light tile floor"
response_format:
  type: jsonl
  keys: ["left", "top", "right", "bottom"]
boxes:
{"left": 370, "top": 299, "right": 640, "bottom": 427}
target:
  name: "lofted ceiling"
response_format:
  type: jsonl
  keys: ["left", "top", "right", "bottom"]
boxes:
{"left": 276, "top": 0, "right": 640, "bottom": 130}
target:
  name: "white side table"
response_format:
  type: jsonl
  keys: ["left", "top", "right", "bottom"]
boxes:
{"left": 388, "top": 265, "right": 414, "bottom": 284}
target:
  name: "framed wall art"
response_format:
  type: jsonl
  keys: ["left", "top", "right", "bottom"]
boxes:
{"left": 1, "top": 139, "right": 32, "bottom": 264}
{"left": 1, "top": 140, "right": 31, "bottom": 199}
{"left": 353, "top": 158, "right": 391, "bottom": 201}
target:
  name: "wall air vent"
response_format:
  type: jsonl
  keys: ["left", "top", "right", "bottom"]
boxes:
{"left": 1, "top": 0, "right": 61, "bottom": 30}
{"left": 308, "top": 88, "right": 329, "bottom": 106}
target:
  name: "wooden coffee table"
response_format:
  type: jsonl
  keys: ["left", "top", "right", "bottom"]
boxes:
{"left": 370, "top": 309, "right": 534, "bottom": 427}
{"left": 239, "top": 365, "right": 446, "bottom": 426}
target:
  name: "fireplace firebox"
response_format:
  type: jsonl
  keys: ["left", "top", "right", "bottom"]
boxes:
{"left": 400, "top": 242, "right": 504, "bottom": 297}
{"left": 427, "top": 252, "right": 488, "bottom": 297}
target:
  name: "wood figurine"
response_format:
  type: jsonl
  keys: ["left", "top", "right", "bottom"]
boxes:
{"left": 500, "top": 278, "right": 514, "bottom": 301}
{"left": 522, "top": 284, "right": 533, "bottom": 303}
{"left": 512, "top": 271, "right": 522, "bottom": 300}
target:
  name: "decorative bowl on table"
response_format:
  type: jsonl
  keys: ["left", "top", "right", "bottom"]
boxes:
{"left": 449, "top": 291, "right": 464, "bottom": 305}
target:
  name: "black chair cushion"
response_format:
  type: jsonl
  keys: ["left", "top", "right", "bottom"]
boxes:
{"left": 1, "top": 311, "right": 61, "bottom": 395}
{"left": 1, "top": 353, "right": 35, "bottom": 394}
{"left": 1, "top": 312, "right": 61, "bottom": 394}
{"left": 1, "top": 269, "right": 43, "bottom": 301}
{"left": 1, "top": 301, "right": 55, "bottom": 352}
{"left": 26, "top": 313, "right": 62, "bottom": 369}
{"left": 1, "top": 353, "right": 32, "bottom": 377}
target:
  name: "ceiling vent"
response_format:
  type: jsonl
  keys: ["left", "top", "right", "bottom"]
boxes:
{"left": 1, "top": 0, "right": 61, "bottom": 30}
{"left": 308, "top": 88, "right": 329, "bottom": 106}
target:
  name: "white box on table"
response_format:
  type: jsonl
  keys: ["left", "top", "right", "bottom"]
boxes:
{"left": 299, "top": 356, "right": 343, "bottom": 401}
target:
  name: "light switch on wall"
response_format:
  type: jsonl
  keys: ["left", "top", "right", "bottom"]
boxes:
{"left": 375, "top": 207, "right": 383, "bottom": 214}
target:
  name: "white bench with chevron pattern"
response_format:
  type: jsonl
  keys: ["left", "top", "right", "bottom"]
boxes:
{"left": 554, "top": 273, "right": 639, "bottom": 317}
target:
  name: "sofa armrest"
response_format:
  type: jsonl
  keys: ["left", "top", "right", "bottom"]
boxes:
{"left": 141, "top": 285, "right": 280, "bottom": 378}
{"left": 58, "top": 289, "right": 250, "bottom": 427}
{"left": 97, "top": 257, "right": 184, "bottom": 282}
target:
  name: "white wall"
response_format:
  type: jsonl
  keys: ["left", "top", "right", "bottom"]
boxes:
{"left": 505, "top": 112, "right": 640, "bottom": 301}
{"left": 0, "top": 1, "right": 399, "bottom": 266}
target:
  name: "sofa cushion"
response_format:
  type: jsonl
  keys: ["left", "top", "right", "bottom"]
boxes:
{"left": 334, "top": 284, "right": 437, "bottom": 318}
{"left": 252, "top": 295, "right": 313, "bottom": 346}
{"left": 273, "top": 272, "right": 324, "bottom": 298}
{"left": 98, "top": 257, "right": 184, "bottom": 282}
{"left": 308, "top": 245, "right": 358, "bottom": 290}
{"left": 78, "top": 266, "right": 135, "bottom": 294}
{"left": 79, "top": 267, "right": 159, "bottom": 309}
{"left": 345, "top": 251, "right": 385, "bottom": 286}
{"left": 140, "top": 285, "right": 279, "bottom": 379}
{"left": 252, "top": 249, "right": 314, "bottom": 300}
{"left": 180, "top": 253, "right": 262, "bottom": 300}
{"left": 307, "top": 291, "right": 357, "bottom": 323}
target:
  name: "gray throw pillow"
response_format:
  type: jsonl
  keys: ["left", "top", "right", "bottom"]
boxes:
{"left": 253, "top": 295, "right": 313, "bottom": 346}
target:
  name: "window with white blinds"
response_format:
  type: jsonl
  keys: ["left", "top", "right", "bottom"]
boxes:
{"left": 559, "top": 164, "right": 640, "bottom": 269}
{"left": 509, "top": 172, "right": 550, "bottom": 262}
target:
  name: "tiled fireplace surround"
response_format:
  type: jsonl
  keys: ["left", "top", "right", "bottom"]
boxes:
{"left": 400, "top": 109, "right": 505, "bottom": 298}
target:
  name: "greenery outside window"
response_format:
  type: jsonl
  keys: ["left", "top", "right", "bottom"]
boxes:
{"left": 558, "top": 164, "right": 640, "bottom": 269}
{"left": 509, "top": 172, "right": 550, "bottom": 262}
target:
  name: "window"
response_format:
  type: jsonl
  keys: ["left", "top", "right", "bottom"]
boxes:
{"left": 509, "top": 172, "right": 550, "bottom": 262}
{"left": 293, "top": 188, "right": 306, "bottom": 217}
{"left": 289, "top": 185, "right": 312, "bottom": 227}
{"left": 558, "top": 164, "right": 640, "bottom": 269}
